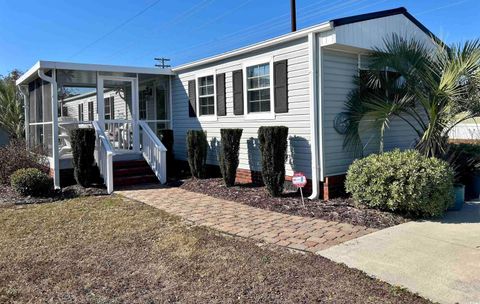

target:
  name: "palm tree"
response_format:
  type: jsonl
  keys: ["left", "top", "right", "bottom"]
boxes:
{"left": 343, "top": 34, "right": 480, "bottom": 158}
{"left": 0, "top": 72, "right": 24, "bottom": 139}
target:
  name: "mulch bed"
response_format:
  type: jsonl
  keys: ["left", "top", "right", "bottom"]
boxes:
{"left": 178, "top": 178, "right": 410, "bottom": 229}
{"left": 0, "top": 184, "right": 108, "bottom": 206}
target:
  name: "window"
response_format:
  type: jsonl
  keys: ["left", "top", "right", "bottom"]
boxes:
{"left": 198, "top": 75, "right": 215, "bottom": 116}
{"left": 78, "top": 104, "right": 84, "bottom": 121}
{"left": 247, "top": 63, "right": 270, "bottom": 113}
{"left": 88, "top": 101, "right": 94, "bottom": 121}
{"left": 104, "top": 97, "right": 114, "bottom": 120}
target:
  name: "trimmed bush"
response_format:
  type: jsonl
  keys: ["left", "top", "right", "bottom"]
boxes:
{"left": 258, "top": 126, "right": 289, "bottom": 197}
{"left": 345, "top": 149, "right": 454, "bottom": 217}
{"left": 219, "top": 129, "right": 243, "bottom": 187}
{"left": 0, "top": 139, "right": 47, "bottom": 184}
{"left": 70, "top": 128, "right": 96, "bottom": 187}
{"left": 186, "top": 130, "right": 208, "bottom": 178}
{"left": 158, "top": 129, "right": 174, "bottom": 177}
{"left": 10, "top": 168, "right": 52, "bottom": 197}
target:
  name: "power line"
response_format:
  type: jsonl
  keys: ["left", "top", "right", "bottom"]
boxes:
{"left": 167, "top": 0, "right": 367, "bottom": 62}
{"left": 417, "top": 0, "right": 470, "bottom": 15}
{"left": 126, "top": 0, "right": 335, "bottom": 62}
{"left": 101, "top": 0, "right": 216, "bottom": 61}
{"left": 69, "top": 0, "right": 162, "bottom": 59}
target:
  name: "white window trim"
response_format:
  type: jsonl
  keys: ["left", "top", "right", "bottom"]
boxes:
{"left": 195, "top": 69, "right": 217, "bottom": 122}
{"left": 243, "top": 56, "right": 275, "bottom": 120}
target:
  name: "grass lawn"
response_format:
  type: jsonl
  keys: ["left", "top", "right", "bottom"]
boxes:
{"left": 0, "top": 196, "right": 430, "bottom": 303}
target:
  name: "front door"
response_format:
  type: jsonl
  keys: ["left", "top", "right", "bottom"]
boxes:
{"left": 97, "top": 76, "right": 139, "bottom": 153}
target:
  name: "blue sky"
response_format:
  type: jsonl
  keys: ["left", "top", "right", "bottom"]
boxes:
{"left": 0, "top": 0, "right": 478, "bottom": 75}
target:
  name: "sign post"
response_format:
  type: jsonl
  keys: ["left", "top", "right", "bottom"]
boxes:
{"left": 292, "top": 172, "right": 307, "bottom": 208}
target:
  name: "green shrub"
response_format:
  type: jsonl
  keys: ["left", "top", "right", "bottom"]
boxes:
{"left": 258, "top": 126, "right": 289, "bottom": 197}
{"left": 219, "top": 129, "right": 243, "bottom": 187}
{"left": 158, "top": 129, "right": 174, "bottom": 177}
{"left": 345, "top": 149, "right": 454, "bottom": 217}
{"left": 186, "top": 130, "right": 208, "bottom": 178}
{"left": 10, "top": 168, "right": 52, "bottom": 197}
{"left": 70, "top": 128, "right": 96, "bottom": 187}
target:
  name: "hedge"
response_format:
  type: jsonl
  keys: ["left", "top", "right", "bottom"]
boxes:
{"left": 258, "top": 126, "right": 289, "bottom": 197}
{"left": 186, "top": 130, "right": 208, "bottom": 178}
{"left": 345, "top": 149, "right": 454, "bottom": 217}
{"left": 70, "top": 128, "right": 97, "bottom": 187}
{"left": 10, "top": 168, "right": 52, "bottom": 197}
{"left": 219, "top": 129, "right": 243, "bottom": 187}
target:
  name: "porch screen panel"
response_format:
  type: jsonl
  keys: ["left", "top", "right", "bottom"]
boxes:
{"left": 43, "top": 80, "right": 52, "bottom": 122}
{"left": 138, "top": 74, "right": 170, "bottom": 137}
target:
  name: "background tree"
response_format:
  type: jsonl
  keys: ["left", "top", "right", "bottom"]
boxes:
{"left": 344, "top": 35, "right": 480, "bottom": 158}
{"left": 0, "top": 70, "right": 24, "bottom": 139}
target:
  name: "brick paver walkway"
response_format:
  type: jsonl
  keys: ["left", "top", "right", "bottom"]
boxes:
{"left": 117, "top": 186, "right": 377, "bottom": 253}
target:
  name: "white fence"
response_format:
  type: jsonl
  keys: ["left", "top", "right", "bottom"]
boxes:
{"left": 93, "top": 121, "right": 114, "bottom": 194}
{"left": 449, "top": 124, "right": 480, "bottom": 141}
{"left": 139, "top": 121, "right": 167, "bottom": 184}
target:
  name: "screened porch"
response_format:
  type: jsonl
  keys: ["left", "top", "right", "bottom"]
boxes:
{"left": 16, "top": 61, "right": 174, "bottom": 192}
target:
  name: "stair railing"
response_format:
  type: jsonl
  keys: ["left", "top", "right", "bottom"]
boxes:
{"left": 93, "top": 121, "right": 114, "bottom": 194}
{"left": 139, "top": 121, "right": 167, "bottom": 184}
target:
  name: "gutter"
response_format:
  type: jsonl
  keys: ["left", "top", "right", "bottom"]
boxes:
{"left": 37, "top": 69, "right": 60, "bottom": 189}
{"left": 307, "top": 32, "right": 322, "bottom": 200}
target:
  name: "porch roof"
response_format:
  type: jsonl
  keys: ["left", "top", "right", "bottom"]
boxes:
{"left": 16, "top": 60, "right": 174, "bottom": 86}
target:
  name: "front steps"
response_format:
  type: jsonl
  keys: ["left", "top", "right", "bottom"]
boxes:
{"left": 113, "top": 159, "right": 158, "bottom": 187}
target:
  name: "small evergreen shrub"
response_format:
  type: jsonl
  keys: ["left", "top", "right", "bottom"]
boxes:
{"left": 258, "top": 126, "right": 289, "bottom": 197}
{"left": 10, "top": 168, "right": 52, "bottom": 197}
{"left": 158, "top": 129, "right": 174, "bottom": 177}
{"left": 186, "top": 130, "right": 208, "bottom": 178}
{"left": 219, "top": 129, "right": 243, "bottom": 187}
{"left": 345, "top": 149, "right": 454, "bottom": 217}
{"left": 70, "top": 128, "right": 96, "bottom": 187}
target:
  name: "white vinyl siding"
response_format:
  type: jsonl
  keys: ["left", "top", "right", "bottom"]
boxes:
{"left": 172, "top": 37, "right": 313, "bottom": 178}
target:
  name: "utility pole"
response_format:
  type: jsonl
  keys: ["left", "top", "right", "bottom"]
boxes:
{"left": 291, "top": 0, "right": 297, "bottom": 32}
{"left": 154, "top": 57, "right": 171, "bottom": 69}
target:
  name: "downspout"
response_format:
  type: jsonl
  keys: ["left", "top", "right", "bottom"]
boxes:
{"left": 18, "top": 85, "right": 29, "bottom": 148}
{"left": 37, "top": 69, "right": 60, "bottom": 189}
{"left": 308, "top": 32, "right": 322, "bottom": 200}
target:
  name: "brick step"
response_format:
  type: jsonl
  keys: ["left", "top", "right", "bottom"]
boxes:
{"left": 114, "top": 174, "right": 158, "bottom": 187}
{"left": 113, "top": 160, "right": 149, "bottom": 170}
{"left": 113, "top": 166, "right": 152, "bottom": 177}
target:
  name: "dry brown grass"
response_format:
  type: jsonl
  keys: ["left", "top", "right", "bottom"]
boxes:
{"left": 0, "top": 196, "right": 431, "bottom": 303}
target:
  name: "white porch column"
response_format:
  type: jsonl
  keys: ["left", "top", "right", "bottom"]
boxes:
{"left": 132, "top": 76, "right": 140, "bottom": 153}
{"left": 38, "top": 69, "right": 60, "bottom": 189}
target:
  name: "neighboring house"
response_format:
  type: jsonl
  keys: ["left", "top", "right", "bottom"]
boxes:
{"left": 15, "top": 7, "right": 439, "bottom": 198}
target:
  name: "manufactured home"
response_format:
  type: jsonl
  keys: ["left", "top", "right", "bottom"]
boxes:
{"left": 16, "top": 7, "right": 439, "bottom": 199}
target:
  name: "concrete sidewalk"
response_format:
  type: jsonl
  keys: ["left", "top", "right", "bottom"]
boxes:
{"left": 319, "top": 201, "right": 480, "bottom": 304}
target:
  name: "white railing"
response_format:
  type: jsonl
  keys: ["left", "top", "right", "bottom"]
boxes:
{"left": 93, "top": 121, "right": 114, "bottom": 194}
{"left": 139, "top": 121, "right": 167, "bottom": 184}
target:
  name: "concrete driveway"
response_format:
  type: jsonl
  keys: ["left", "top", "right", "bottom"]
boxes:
{"left": 318, "top": 201, "right": 480, "bottom": 304}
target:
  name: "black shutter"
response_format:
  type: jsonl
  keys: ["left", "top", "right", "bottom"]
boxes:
{"left": 232, "top": 70, "right": 243, "bottom": 115}
{"left": 274, "top": 60, "right": 288, "bottom": 113}
{"left": 188, "top": 80, "right": 196, "bottom": 117}
{"left": 216, "top": 73, "right": 226, "bottom": 116}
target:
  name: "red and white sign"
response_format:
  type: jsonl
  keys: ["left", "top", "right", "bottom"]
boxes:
{"left": 292, "top": 172, "right": 307, "bottom": 188}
